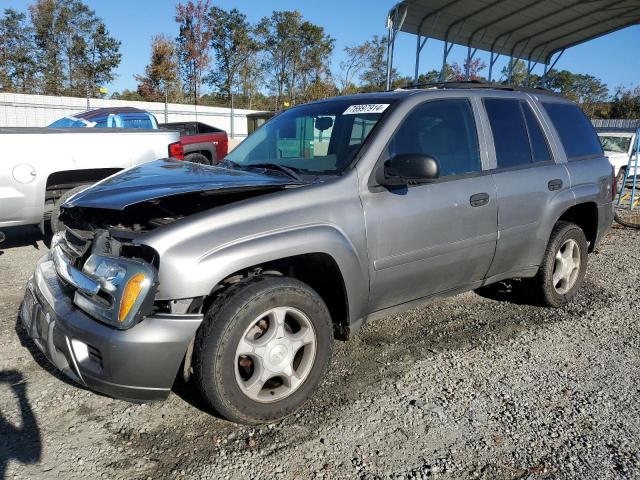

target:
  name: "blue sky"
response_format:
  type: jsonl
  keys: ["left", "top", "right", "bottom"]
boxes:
{"left": 5, "top": 0, "right": 640, "bottom": 95}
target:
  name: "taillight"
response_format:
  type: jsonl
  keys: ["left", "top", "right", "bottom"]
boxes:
{"left": 612, "top": 165, "right": 617, "bottom": 201}
{"left": 168, "top": 141, "right": 184, "bottom": 160}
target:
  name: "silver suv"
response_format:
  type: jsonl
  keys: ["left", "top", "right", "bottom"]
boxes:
{"left": 20, "top": 85, "right": 614, "bottom": 424}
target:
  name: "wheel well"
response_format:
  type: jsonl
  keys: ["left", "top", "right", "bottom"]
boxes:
{"left": 186, "top": 150, "right": 213, "bottom": 162}
{"left": 206, "top": 253, "right": 349, "bottom": 337}
{"left": 558, "top": 202, "right": 598, "bottom": 252}
{"left": 45, "top": 168, "right": 121, "bottom": 201}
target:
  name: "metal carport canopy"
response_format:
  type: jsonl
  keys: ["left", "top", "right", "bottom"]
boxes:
{"left": 387, "top": 0, "right": 640, "bottom": 81}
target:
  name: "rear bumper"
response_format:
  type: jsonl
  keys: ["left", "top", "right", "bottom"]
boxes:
{"left": 595, "top": 202, "right": 615, "bottom": 248}
{"left": 19, "top": 254, "right": 203, "bottom": 402}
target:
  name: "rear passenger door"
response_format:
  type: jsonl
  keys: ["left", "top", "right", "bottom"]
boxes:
{"left": 483, "top": 96, "right": 571, "bottom": 279}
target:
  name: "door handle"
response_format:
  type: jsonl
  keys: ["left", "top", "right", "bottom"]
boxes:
{"left": 469, "top": 192, "right": 490, "bottom": 207}
{"left": 548, "top": 179, "right": 563, "bottom": 191}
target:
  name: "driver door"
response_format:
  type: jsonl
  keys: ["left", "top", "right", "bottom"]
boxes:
{"left": 362, "top": 98, "right": 498, "bottom": 312}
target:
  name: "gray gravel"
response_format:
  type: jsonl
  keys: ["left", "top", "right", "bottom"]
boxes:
{"left": 1, "top": 224, "right": 639, "bottom": 479}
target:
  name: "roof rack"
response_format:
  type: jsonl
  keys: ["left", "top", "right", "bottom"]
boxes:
{"left": 395, "top": 80, "right": 564, "bottom": 97}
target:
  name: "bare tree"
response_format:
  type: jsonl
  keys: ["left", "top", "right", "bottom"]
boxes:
{"left": 338, "top": 43, "right": 370, "bottom": 94}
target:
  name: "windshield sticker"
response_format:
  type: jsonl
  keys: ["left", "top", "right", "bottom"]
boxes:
{"left": 343, "top": 104, "right": 390, "bottom": 115}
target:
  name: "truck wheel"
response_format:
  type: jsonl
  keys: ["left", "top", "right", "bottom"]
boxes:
{"left": 530, "top": 221, "right": 588, "bottom": 307}
{"left": 50, "top": 185, "right": 89, "bottom": 235}
{"left": 193, "top": 276, "right": 333, "bottom": 424}
{"left": 185, "top": 153, "right": 211, "bottom": 165}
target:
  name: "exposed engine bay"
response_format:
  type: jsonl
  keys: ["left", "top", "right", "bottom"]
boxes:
{"left": 59, "top": 186, "right": 287, "bottom": 234}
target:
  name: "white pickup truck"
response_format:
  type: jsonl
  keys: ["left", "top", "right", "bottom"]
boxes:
{"left": 0, "top": 127, "right": 181, "bottom": 235}
{"left": 597, "top": 127, "right": 638, "bottom": 177}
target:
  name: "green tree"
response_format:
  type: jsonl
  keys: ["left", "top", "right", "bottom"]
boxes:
{"left": 544, "top": 69, "right": 608, "bottom": 116}
{"left": 500, "top": 59, "right": 528, "bottom": 86}
{"left": 110, "top": 89, "right": 145, "bottom": 101}
{"left": 29, "top": 0, "right": 65, "bottom": 94}
{"left": 256, "top": 10, "right": 303, "bottom": 109}
{"left": 207, "top": 7, "right": 258, "bottom": 108}
{"left": 175, "top": 0, "right": 213, "bottom": 104}
{"left": 135, "top": 34, "right": 181, "bottom": 102}
{"left": 296, "top": 21, "right": 334, "bottom": 103}
{"left": 360, "top": 35, "right": 394, "bottom": 91}
{"left": 0, "top": 9, "right": 37, "bottom": 92}
{"left": 29, "top": 0, "right": 120, "bottom": 96}
{"left": 80, "top": 21, "right": 121, "bottom": 97}
{"left": 609, "top": 86, "right": 640, "bottom": 119}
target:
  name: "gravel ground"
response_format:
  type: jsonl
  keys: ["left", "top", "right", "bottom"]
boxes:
{"left": 1, "top": 225, "right": 639, "bottom": 480}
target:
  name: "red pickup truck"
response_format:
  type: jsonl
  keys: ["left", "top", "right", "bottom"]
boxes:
{"left": 160, "top": 121, "right": 229, "bottom": 165}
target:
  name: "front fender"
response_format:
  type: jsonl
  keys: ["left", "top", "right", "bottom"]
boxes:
{"left": 155, "top": 223, "right": 369, "bottom": 326}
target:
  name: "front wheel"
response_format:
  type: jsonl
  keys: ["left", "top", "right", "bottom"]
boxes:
{"left": 530, "top": 221, "right": 588, "bottom": 307}
{"left": 193, "top": 276, "right": 333, "bottom": 424}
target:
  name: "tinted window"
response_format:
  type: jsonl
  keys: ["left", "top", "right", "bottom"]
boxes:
{"left": 522, "top": 103, "right": 552, "bottom": 162}
{"left": 484, "top": 98, "right": 531, "bottom": 168}
{"left": 543, "top": 102, "right": 603, "bottom": 159}
{"left": 388, "top": 99, "right": 480, "bottom": 177}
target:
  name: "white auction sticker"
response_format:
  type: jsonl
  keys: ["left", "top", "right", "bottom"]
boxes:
{"left": 343, "top": 104, "right": 390, "bottom": 115}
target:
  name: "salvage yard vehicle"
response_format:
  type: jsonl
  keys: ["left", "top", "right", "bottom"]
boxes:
{"left": 159, "top": 121, "right": 229, "bottom": 165}
{"left": 0, "top": 127, "right": 181, "bottom": 235}
{"left": 597, "top": 127, "right": 638, "bottom": 177}
{"left": 19, "top": 83, "right": 614, "bottom": 424}
{"left": 48, "top": 107, "right": 159, "bottom": 129}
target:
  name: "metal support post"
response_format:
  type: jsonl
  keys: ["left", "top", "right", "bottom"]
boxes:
{"left": 488, "top": 51, "right": 500, "bottom": 83}
{"left": 440, "top": 41, "right": 454, "bottom": 81}
{"left": 414, "top": 35, "right": 429, "bottom": 84}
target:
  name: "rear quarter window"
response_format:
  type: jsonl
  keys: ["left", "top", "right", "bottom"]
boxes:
{"left": 542, "top": 102, "right": 603, "bottom": 160}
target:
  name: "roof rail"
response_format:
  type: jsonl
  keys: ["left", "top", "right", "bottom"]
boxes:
{"left": 395, "top": 80, "right": 562, "bottom": 97}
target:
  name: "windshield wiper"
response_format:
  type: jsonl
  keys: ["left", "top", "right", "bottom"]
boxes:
{"left": 243, "top": 163, "right": 304, "bottom": 181}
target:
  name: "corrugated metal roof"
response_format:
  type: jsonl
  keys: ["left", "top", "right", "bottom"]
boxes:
{"left": 389, "top": 0, "right": 640, "bottom": 64}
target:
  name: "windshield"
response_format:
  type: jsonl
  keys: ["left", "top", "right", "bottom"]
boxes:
{"left": 48, "top": 116, "right": 93, "bottom": 128}
{"left": 226, "top": 99, "right": 393, "bottom": 174}
{"left": 599, "top": 135, "right": 632, "bottom": 154}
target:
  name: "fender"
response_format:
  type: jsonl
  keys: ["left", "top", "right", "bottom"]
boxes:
{"left": 154, "top": 223, "right": 369, "bottom": 326}
{"left": 182, "top": 141, "right": 216, "bottom": 161}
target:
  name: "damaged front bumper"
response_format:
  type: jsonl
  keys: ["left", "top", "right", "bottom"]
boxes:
{"left": 19, "top": 254, "right": 203, "bottom": 402}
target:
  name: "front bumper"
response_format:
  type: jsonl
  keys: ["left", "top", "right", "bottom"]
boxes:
{"left": 19, "top": 254, "right": 203, "bottom": 402}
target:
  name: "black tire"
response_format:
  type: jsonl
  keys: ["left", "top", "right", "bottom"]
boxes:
{"left": 185, "top": 152, "right": 211, "bottom": 165}
{"left": 530, "top": 221, "right": 588, "bottom": 307}
{"left": 50, "top": 185, "right": 89, "bottom": 235}
{"left": 193, "top": 276, "right": 333, "bottom": 424}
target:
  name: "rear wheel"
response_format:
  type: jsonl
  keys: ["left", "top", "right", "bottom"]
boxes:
{"left": 193, "top": 276, "right": 333, "bottom": 424}
{"left": 185, "top": 152, "right": 211, "bottom": 165}
{"left": 530, "top": 221, "right": 588, "bottom": 307}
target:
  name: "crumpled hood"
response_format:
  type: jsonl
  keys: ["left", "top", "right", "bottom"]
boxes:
{"left": 66, "top": 158, "right": 302, "bottom": 210}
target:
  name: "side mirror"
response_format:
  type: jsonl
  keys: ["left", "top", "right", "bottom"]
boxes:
{"left": 377, "top": 154, "right": 440, "bottom": 186}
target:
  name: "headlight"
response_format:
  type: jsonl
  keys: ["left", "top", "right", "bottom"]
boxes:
{"left": 74, "top": 254, "right": 157, "bottom": 329}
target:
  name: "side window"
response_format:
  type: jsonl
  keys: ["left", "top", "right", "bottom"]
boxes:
{"left": 542, "top": 102, "right": 603, "bottom": 160}
{"left": 388, "top": 99, "right": 481, "bottom": 177}
{"left": 522, "top": 103, "right": 552, "bottom": 163}
{"left": 484, "top": 98, "right": 531, "bottom": 168}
